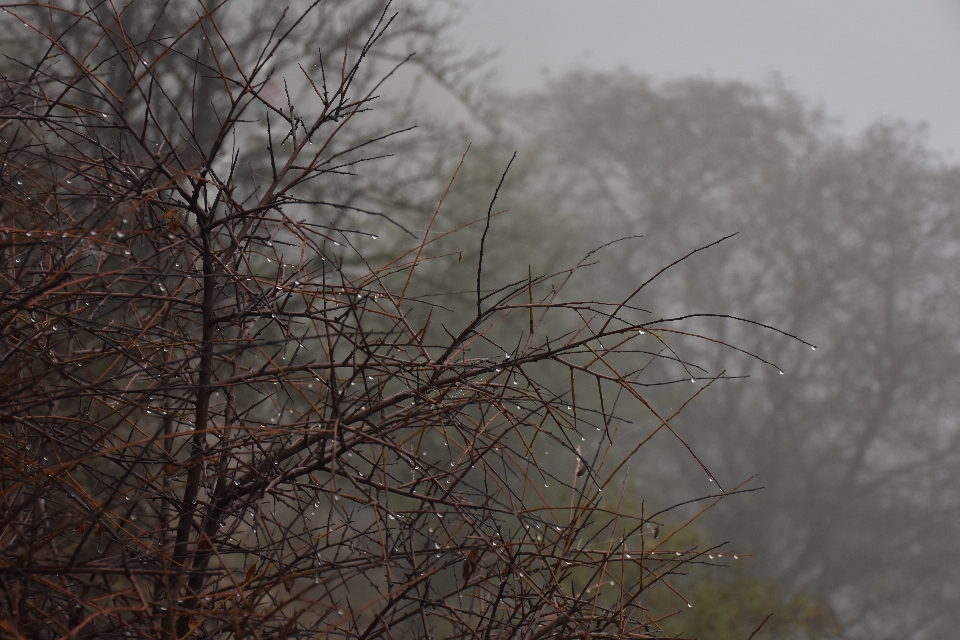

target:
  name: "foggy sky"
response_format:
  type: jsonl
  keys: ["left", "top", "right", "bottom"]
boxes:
{"left": 451, "top": 0, "right": 960, "bottom": 159}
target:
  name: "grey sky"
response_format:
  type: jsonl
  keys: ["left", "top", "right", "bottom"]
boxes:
{"left": 451, "top": 0, "right": 960, "bottom": 158}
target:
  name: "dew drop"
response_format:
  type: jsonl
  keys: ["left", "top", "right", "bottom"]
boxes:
{"left": 811, "top": 346, "right": 817, "bottom": 351}
{"left": 687, "top": 603, "right": 693, "bottom": 608}
{"left": 779, "top": 370, "right": 784, "bottom": 375}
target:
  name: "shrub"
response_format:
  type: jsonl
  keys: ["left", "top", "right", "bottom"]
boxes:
{"left": 0, "top": 2, "right": 790, "bottom": 638}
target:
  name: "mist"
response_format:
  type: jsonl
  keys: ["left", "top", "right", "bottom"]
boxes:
{"left": 437, "top": 3, "right": 960, "bottom": 638}
{"left": 3, "top": 2, "right": 958, "bottom": 638}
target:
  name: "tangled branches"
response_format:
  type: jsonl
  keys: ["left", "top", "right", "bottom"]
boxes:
{"left": 0, "top": 2, "right": 777, "bottom": 638}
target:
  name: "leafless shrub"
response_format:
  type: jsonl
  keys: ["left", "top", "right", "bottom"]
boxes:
{"left": 0, "top": 2, "right": 791, "bottom": 638}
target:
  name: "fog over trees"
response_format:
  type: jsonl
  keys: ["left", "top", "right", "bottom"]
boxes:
{"left": 3, "top": 2, "right": 960, "bottom": 639}
{"left": 452, "top": 72, "right": 960, "bottom": 638}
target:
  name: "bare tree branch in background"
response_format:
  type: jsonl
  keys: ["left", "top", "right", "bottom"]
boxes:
{"left": 482, "top": 70, "right": 960, "bottom": 639}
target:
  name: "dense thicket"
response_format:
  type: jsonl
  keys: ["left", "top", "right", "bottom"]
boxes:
{"left": 0, "top": 4, "right": 782, "bottom": 640}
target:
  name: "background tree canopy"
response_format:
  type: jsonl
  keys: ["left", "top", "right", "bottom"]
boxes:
{"left": 440, "top": 71, "right": 960, "bottom": 638}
